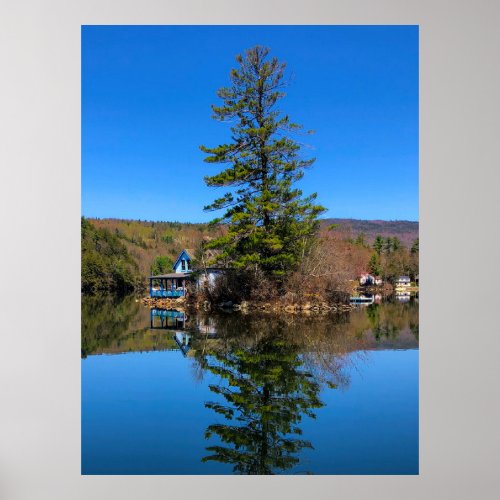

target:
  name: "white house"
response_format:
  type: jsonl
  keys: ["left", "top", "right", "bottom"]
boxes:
{"left": 360, "top": 274, "right": 383, "bottom": 286}
{"left": 196, "top": 268, "right": 224, "bottom": 290}
{"left": 395, "top": 275, "right": 411, "bottom": 287}
{"left": 359, "top": 273, "right": 375, "bottom": 286}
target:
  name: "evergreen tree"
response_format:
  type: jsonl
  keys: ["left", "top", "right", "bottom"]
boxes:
{"left": 200, "top": 46, "right": 325, "bottom": 278}
{"left": 373, "top": 235, "right": 384, "bottom": 256}
{"left": 409, "top": 238, "right": 419, "bottom": 280}
{"left": 382, "top": 236, "right": 401, "bottom": 254}
{"left": 150, "top": 255, "right": 174, "bottom": 275}
{"left": 411, "top": 238, "right": 419, "bottom": 254}
{"left": 368, "top": 253, "right": 381, "bottom": 276}
{"left": 354, "top": 232, "right": 367, "bottom": 247}
{"left": 383, "top": 237, "right": 393, "bottom": 254}
{"left": 391, "top": 237, "right": 402, "bottom": 251}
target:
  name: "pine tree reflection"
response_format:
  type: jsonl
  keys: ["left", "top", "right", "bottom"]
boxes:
{"left": 194, "top": 307, "right": 418, "bottom": 474}
{"left": 199, "top": 331, "right": 323, "bottom": 474}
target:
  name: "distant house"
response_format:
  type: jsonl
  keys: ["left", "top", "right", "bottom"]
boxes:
{"left": 196, "top": 268, "right": 225, "bottom": 291}
{"left": 359, "top": 273, "right": 374, "bottom": 286}
{"left": 396, "top": 275, "right": 411, "bottom": 287}
{"left": 149, "top": 248, "right": 225, "bottom": 298}
{"left": 360, "top": 273, "right": 382, "bottom": 286}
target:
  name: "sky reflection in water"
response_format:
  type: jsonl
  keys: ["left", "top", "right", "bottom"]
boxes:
{"left": 81, "top": 297, "right": 418, "bottom": 475}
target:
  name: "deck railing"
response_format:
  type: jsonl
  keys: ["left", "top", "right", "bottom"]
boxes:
{"left": 150, "top": 289, "right": 185, "bottom": 298}
{"left": 151, "top": 309, "right": 185, "bottom": 319}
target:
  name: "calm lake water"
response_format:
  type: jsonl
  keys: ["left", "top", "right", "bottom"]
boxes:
{"left": 81, "top": 296, "right": 419, "bottom": 475}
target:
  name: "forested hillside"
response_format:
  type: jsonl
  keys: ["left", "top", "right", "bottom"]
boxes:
{"left": 81, "top": 218, "right": 143, "bottom": 294}
{"left": 321, "top": 219, "right": 418, "bottom": 247}
{"left": 82, "top": 217, "right": 419, "bottom": 295}
{"left": 87, "top": 218, "right": 223, "bottom": 279}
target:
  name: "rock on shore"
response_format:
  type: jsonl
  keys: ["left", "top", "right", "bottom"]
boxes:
{"left": 141, "top": 296, "right": 186, "bottom": 310}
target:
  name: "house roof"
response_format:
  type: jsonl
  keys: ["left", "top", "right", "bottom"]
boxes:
{"left": 173, "top": 249, "right": 195, "bottom": 270}
{"left": 398, "top": 276, "right": 411, "bottom": 280}
{"left": 150, "top": 273, "right": 190, "bottom": 279}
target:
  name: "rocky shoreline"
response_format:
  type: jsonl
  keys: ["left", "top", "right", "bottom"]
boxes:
{"left": 141, "top": 296, "right": 187, "bottom": 309}
{"left": 141, "top": 296, "right": 355, "bottom": 314}
{"left": 355, "top": 283, "right": 393, "bottom": 294}
{"left": 212, "top": 300, "right": 355, "bottom": 314}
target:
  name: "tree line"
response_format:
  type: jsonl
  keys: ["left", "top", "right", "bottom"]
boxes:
{"left": 367, "top": 235, "right": 419, "bottom": 282}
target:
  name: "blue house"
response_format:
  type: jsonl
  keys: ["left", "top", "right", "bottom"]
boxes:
{"left": 149, "top": 248, "right": 226, "bottom": 298}
{"left": 173, "top": 249, "right": 193, "bottom": 274}
{"left": 149, "top": 249, "right": 194, "bottom": 298}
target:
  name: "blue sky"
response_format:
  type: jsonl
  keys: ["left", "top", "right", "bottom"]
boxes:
{"left": 82, "top": 25, "right": 418, "bottom": 222}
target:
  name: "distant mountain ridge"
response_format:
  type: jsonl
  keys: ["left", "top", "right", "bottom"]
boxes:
{"left": 321, "top": 218, "right": 419, "bottom": 247}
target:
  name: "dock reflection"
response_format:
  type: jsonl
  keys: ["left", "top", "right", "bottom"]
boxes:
{"left": 150, "top": 308, "right": 187, "bottom": 329}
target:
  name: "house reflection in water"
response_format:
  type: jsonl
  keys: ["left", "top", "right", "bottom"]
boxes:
{"left": 148, "top": 310, "right": 221, "bottom": 357}
{"left": 173, "top": 332, "right": 192, "bottom": 356}
{"left": 196, "top": 316, "right": 218, "bottom": 336}
{"left": 395, "top": 291, "right": 411, "bottom": 302}
{"left": 150, "top": 309, "right": 194, "bottom": 356}
{"left": 350, "top": 294, "right": 375, "bottom": 305}
{"left": 150, "top": 308, "right": 186, "bottom": 330}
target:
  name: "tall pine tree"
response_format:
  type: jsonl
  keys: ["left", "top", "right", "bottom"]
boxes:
{"left": 200, "top": 46, "right": 325, "bottom": 278}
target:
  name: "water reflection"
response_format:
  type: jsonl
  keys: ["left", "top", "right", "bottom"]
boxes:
{"left": 81, "top": 296, "right": 179, "bottom": 356}
{"left": 365, "top": 301, "right": 419, "bottom": 343}
{"left": 173, "top": 331, "right": 193, "bottom": 356}
{"left": 395, "top": 290, "right": 411, "bottom": 302}
{"left": 82, "top": 296, "right": 418, "bottom": 474}
{"left": 188, "top": 308, "right": 417, "bottom": 474}
{"left": 82, "top": 296, "right": 418, "bottom": 358}
{"left": 150, "top": 308, "right": 187, "bottom": 329}
{"left": 81, "top": 295, "right": 144, "bottom": 357}
{"left": 200, "top": 336, "right": 321, "bottom": 474}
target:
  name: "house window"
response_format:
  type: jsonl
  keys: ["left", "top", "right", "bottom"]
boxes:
{"left": 181, "top": 259, "right": 186, "bottom": 271}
